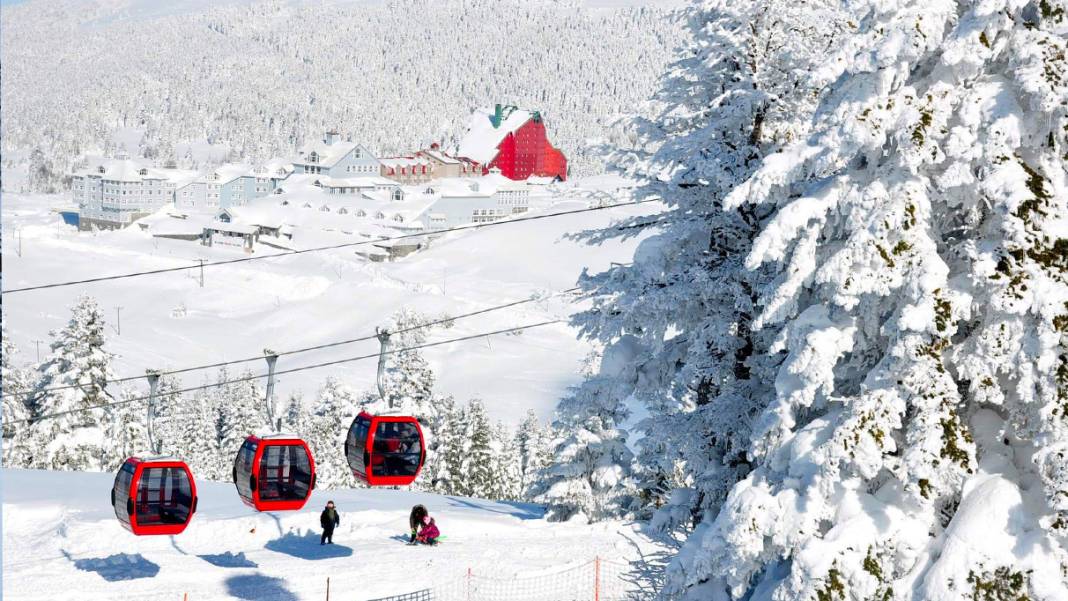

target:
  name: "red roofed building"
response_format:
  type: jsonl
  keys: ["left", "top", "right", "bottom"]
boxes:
{"left": 457, "top": 104, "right": 567, "bottom": 181}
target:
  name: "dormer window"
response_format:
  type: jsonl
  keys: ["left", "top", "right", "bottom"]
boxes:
{"left": 392, "top": 189, "right": 404, "bottom": 202}
{"left": 139, "top": 168, "right": 148, "bottom": 176}
{"left": 98, "top": 166, "right": 106, "bottom": 174}
{"left": 309, "top": 152, "right": 319, "bottom": 164}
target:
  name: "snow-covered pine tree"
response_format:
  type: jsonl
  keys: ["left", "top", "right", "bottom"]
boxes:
{"left": 1, "top": 321, "right": 33, "bottom": 441}
{"left": 164, "top": 384, "right": 221, "bottom": 480}
{"left": 491, "top": 421, "right": 522, "bottom": 501}
{"left": 515, "top": 409, "right": 554, "bottom": 499}
{"left": 459, "top": 399, "right": 495, "bottom": 499}
{"left": 426, "top": 395, "right": 465, "bottom": 495}
{"left": 213, "top": 368, "right": 267, "bottom": 467}
{"left": 2, "top": 323, "right": 35, "bottom": 468}
{"left": 376, "top": 308, "right": 450, "bottom": 420}
{"left": 104, "top": 387, "right": 150, "bottom": 471}
{"left": 29, "top": 295, "right": 116, "bottom": 471}
{"left": 529, "top": 337, "right": 644, "bottom": 518}
{"left": 531, "top": 413, "right": 636, "bottom": 523}
{"left": 572, "top": 0, "right": 850, "bottom": 534}
{"left": 591, "top": 0, "right": 1068, "bottom": 597}
{"left": 308, "top": 377, "right": 358, "bottom": 490}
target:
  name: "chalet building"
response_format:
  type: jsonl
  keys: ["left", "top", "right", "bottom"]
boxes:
{"left": 457, "top": 104, "right": 567, "bottom": 181}
{"left": 293, "top": 131, "right": 380, "bottom": 177}
{"left": 73, "top": 156, "right": 196, "bottom": 230}
{"left": 414, "top": 143, "right": 483, "bottom": 179}
{"left": 379, "top": 156, "right": 434, "bottom": 184}
{"left": 423, "top": 174, "right": 532, "bottom": 229}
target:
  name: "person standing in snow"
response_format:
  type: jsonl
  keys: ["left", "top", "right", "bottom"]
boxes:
{"left": 320, "top": 500, "right": 339, "bottom": 545}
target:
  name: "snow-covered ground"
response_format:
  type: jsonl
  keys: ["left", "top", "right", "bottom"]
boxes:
{"left": 1, "top": 180, "right": 659, "bottom": 424}
{"left": 2, "top": 468, "right": 669, "bottom": 600}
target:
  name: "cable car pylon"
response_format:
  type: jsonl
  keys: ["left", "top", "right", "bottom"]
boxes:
{"left": 342, "top": 324, "right": 427, "bottom": 487}
{"left": 231, "top": 351, "right": 317, "bottom": 512}
{"left": 111, "top": 369, "right": 199, "bottom": 535}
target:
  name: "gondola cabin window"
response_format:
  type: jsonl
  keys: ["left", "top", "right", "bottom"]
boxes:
{"left": 258, "top": 444, "right": 313, "bottom": 501}
{"left": 371, "top": 421, "right": 422, "bottom": 478}
{"left": 234, "top": 439, "right": 258, "bottom": 500}
{"left": 345, "top": 415, "right": 372, "bottom": 480}
{"left": 136, "top": 467, "right": 194, "bottom": 526}
{"left": 112, "top": 462, "right": 135, "bottom": 526}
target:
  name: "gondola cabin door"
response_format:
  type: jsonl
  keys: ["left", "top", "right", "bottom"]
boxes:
{"left": 345, "top": 412, "right": 425, "bottom": 486}
{"left": 111, "top": 457, "right": 198, "bottom": 535}
{"left": 232, "top": 435, "right": 316, "bottom": 511}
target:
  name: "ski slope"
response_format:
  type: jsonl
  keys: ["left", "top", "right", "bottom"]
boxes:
{"left": 2, "top": 468, "right": 667, "bottom": 600}
{"left": 1, "top": 180, "right": 659, "bottom": 424}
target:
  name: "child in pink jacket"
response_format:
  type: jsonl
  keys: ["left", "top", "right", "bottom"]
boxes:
{"left": 416, "top": 514, "right": 440, "bottom": 545}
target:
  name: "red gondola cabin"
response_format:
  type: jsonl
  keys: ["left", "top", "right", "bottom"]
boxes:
{"left": 111, "top": 457, "right": 198, "bottom": 536}
{"left": 232, "top": 435, "right": 316, "bottom": 511}
{"left": 345, "top": 412, "right": 425, "bottom": 486}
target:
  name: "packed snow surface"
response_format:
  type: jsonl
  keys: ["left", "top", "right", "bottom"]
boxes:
{"left": 2, "top": 468, "right": 667, "bottom": 600}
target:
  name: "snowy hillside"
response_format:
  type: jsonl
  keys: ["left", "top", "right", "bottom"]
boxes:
{"left": 1, "top": 468, "right": 669, "bottom": 600}
{"left": 1, "top": 180, "right": 659, "bottom": 425}
{"left": 0, "top": 0, "right": 684, "bottom": 192}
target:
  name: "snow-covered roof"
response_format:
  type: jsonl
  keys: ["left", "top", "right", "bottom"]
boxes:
{"left": 294, "top": 138, "right": 362, "bottom": 168}
{"left": 419, "top": 149, "right": 461, "bottom": 165}
{"left": 379, "top": 156, "right": 431, "bottom": 169}
{"left": 74, "top": 157, "right": 195, "bottom": 184}
{"left": 206, "top": 221, "right": 258, "bottom": 235}
{"left": 255, "top": 158, "right": 294, "bottom": 177}
{"left": 457, "top": 105, "right": 536, "bottom": 164}
{"left": 206, "top": 163, "right": 254, "bottom": 184}
{"left": 317, "top": 175, "right": 397, "bottom": 189}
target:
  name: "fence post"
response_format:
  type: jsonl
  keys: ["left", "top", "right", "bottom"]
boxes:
{"left": 326, "top": 576, "right": 330, "bottom": 601}
{"left": 182, "top": 594, "right": 187, "bottom": 601}
{"left": 594, "top": 556, "right": 601, "bottom": 601}
{"left": 466, "top": 567, "right": 472, "bottom": 601}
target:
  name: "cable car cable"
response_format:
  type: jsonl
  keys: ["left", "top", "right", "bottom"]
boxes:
{"left": 12, "top": 318, "right": 562, "bottom": 426}
{"left": 2, "top": 288, "right": 580, "bottom": 399}
{"left": 1, "top": 199, "right": 661, "bottom": 295}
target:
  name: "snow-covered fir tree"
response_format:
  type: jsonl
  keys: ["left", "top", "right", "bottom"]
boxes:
{"left": 2, "top": 323, "right": 35, "bottom": 468}
{"left": 459, "top": 399, "right": 496, "bottom": 499}
{"left": 373, "top": 308, "right": 450, "bottom": 417}
{"left": 531, "top": 341, "right": 641, "bottom": 521}
{"left": 1, "top": 321, "right": 33, "bottom": 440}
{"left": 426, "top": 395, "right": 465, "bottom": 495}
{"left": 28, "top": 295, "right": 116, "bottom": 471}
{"left": 515, "top": 409, "right": 554, "bottom": 497}
{"left": 532, "top": 413, "right": 636, "bottom": 523}
{"left": 104, "top": 387, "right": 151, "bottom": 470}
{"left": 163, "top": 384, "right": 221, "bottom": 479}
{"left": 213, "top": 368, "right": 267, "bottom": 464}
{"left": 491, "top": 421, "right": 523, "bottom": 501}
{"left": 308, "top": 377, "right": 359, "bottom": 490}
{"left": 574, "top": 0, "right": 1068, "bottom": 597}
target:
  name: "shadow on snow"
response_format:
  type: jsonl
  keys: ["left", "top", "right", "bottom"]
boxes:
{"left": 199, "top": 551, "right": 258, "bottom": 568}
{"left": 443, "top": 496, "right": 545, "bottom": 520}
{"left": 264, "top": 531, "right": 354, "bottom": 560}
{"left": 225, "top": 573, "right": 298, "bottom": 601}
{"left": 63, "top": 550, "right": 160, "bottom": 581}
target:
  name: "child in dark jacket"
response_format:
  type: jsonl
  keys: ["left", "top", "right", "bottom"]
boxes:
{"left": 416, "top": 514, "right": 440, "bottom": 545}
